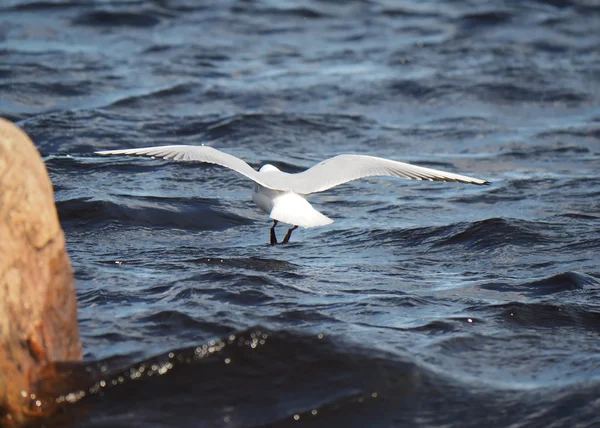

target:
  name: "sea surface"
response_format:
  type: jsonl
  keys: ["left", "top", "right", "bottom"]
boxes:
{"left": 2, "top": 0, "right": 600, "bottom": 426}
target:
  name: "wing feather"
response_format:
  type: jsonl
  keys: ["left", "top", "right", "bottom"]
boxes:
{"left": 95, "top": 145, "right": 274, "bottom": 187}
{"left": 260, "top": 154, "right": 489, "bottom": 194}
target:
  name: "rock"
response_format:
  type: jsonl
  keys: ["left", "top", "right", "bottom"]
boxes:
{"left": 0, "top": 118, "right": 82, "bottom": 425}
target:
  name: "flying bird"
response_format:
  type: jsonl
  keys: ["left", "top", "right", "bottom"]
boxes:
{"left": 95, "top": 145, "right": 489, "bottom": 245}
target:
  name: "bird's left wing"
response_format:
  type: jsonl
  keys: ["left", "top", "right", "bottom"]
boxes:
{"left": 95, "top": 145, "right": 274, "bottom": 187}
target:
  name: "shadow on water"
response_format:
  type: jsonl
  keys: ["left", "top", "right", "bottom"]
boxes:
{"left": 185, "top": 257, "right": 298, "bottom": 272}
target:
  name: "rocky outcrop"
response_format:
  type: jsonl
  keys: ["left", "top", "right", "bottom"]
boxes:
{"left": 0, "top": 118, "right": 82, "bottom": 425}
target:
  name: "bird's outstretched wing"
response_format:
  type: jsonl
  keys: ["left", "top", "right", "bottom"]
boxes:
{"left": 262, "top": 154, "right": 489, "bottom": 194}
{"left": 95, "top": 145, "right": 272, "bottom": 187}
{"left": 96, "top": 146, "right": 489, "bottom": 194}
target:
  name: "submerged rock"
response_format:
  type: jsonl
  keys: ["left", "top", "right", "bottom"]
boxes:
{"left": 0, "top": 118, "right": 81, "bottom": 425}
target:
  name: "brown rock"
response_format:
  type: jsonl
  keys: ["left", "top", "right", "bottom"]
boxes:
{"left": 0, "top": 118, "right": 82, "bottom": 425}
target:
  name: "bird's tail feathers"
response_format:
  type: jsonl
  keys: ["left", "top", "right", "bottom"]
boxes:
{"left": 270, "top": 193, "right": 333, "bottom": 228}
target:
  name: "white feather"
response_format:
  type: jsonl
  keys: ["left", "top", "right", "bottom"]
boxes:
{"left": 269, "top": 192, "right": 333, "bottom": 228}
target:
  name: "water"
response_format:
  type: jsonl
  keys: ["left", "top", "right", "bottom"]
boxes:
{"left": 2, "top": 0, "right": 600, "bottom": 426}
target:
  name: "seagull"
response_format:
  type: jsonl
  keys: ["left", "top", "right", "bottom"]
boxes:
{"left": 95, "top": 145, "right": 489, "bottom": 245}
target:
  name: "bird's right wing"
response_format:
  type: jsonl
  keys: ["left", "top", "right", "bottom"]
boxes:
{"left": 95, "top": 145, "right": 274, "bottom": 187}
{"left": 267, "top": 154, "right": 489, "bottom": 194}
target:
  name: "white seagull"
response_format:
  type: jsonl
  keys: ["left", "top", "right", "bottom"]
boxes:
{"left": 95, "top": 145, "right": 489, "bottom": 245}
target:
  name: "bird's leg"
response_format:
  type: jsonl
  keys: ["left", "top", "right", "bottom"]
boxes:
{"left": 270, "top": 220, "right": 278, "bottom": 246}
{"left": 281, "top": 225, "right": 298, "bottom": 244}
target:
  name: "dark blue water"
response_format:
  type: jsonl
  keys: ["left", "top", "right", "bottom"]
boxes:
{"left": 2, "top": 0, "right": 600, "bottom": 426}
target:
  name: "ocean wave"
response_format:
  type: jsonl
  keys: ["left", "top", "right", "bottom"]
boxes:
{"left": 479, "top": 271, "right": 600, "bottom": 296}
{"left": 472, "top": 300, "right": 600, "bottom": 329}
{"left": 432, "top": 218, "right": 550, "bottom": 250}
{"left": 56, "top": 196, "right": 250, "bottom": 230}
{"left": 42, "top": 327, "right": 600, "bottom": 427}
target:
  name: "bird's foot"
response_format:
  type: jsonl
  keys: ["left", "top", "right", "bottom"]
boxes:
{"left": 270, "top": 220, "right": 278, "bottom": 245}
{"left": 281, "top": 226, "right": 298, "bottom": 244}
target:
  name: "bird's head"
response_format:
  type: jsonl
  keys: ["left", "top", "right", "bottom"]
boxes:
{"left": 259, "top": 164, "right": 280, "bottom": 173}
